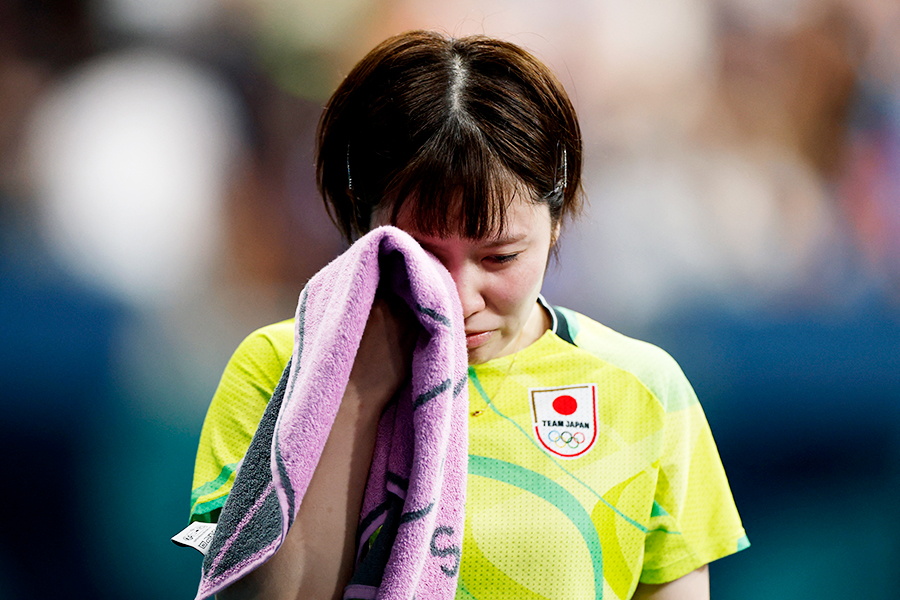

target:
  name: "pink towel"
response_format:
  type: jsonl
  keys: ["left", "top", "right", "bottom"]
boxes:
{"left": 195, "top": 226, "right": 469, "bottom": 600}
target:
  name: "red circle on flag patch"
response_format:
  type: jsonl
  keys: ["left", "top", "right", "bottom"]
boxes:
{"left": 552, "top": 395, "right": 577, "bottom": 415}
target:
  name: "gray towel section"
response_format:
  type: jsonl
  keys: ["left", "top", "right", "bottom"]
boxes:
{"left": 202, "top": 360, "right": 291, "bottom": 581}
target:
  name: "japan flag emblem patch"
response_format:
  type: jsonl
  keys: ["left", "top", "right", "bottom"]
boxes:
{"left": 529, "top": 383, "right": 598, "bottom": 459}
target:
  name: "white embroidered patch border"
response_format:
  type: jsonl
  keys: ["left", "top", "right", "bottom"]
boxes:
{"left": 529, "top": 383, "right": 598, "bottom": 459}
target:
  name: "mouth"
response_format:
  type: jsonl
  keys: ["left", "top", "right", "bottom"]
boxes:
{"left": 465, "top": 330, "right": 494, "bottom": 349}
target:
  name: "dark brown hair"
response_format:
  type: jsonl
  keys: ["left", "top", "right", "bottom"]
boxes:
{"left": 316, "top": 30, "right": 583, "bottom": 241}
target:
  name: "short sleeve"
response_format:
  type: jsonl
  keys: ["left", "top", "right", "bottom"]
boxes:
{"left": 188, "top": 319, "right": 294, "bottom": 523}
{"left": 556, "top": 306, "right": 749, "bottom": 584}
{"left": 640, "top": 396, "right": 749, "bottom": 583}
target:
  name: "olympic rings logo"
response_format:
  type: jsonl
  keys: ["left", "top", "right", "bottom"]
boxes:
{"left": 548, "top": 430, "right": 586, "bottom": 449}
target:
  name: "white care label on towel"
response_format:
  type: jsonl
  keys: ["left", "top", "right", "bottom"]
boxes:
{"left": 172, "top": 522, "right": 217, "bottom": 555}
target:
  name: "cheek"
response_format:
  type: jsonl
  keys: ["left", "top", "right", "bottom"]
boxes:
{"left": 489, "top": 256, "right": 547, "bottom": 313}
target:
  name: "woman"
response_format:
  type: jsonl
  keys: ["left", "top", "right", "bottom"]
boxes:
{"left": 189, "top": 30, "right": 748, "bottom": 600}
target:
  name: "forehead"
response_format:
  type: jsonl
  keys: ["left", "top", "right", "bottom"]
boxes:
{"left": 377, "top": 160, "right": 547, "bottom": 239}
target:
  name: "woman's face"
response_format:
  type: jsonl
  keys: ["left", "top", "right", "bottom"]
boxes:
{"left": 393, "top": 193, "right": 557, "bottom": 364}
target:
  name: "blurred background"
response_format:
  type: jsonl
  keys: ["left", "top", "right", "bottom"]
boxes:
{"left": 1, "top": 0, "right": 898, "bottom": 598}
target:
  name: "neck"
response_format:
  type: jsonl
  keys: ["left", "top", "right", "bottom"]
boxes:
{"left": 512, "top": 298, "right": 552, "bottom": 355}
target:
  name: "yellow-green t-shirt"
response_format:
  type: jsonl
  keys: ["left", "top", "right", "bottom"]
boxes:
{"left": 190, "top": 301, "right": 748, "bottom": 599}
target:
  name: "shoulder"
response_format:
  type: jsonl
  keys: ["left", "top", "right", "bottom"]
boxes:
{"left": 550, "top": 304, "right": 699, "bottom": 413}
{"left": 230, "top": 319, "right": 294, "bottom": 368}
{"left": 234, "top": 319, "right": 295, "bottom": 358}
{"left": 191, "top": 319, "right": 296, "bottom": 521}
{"left": 220, "top": 319, "right": 295, "bottom": 393}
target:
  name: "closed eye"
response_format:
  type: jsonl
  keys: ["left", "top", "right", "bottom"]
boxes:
{"left": 486, "top": 253, "right": 520, "bottom": 265}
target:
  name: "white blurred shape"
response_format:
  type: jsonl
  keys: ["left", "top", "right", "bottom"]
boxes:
{"left": 27, "top": 50, "right": 242, "bottom": 307}
{"left": 550, "top": 143, "right": 838, "bottom": 327}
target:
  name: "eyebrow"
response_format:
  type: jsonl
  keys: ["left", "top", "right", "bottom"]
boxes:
{"left": 414, "top": 232, "right": 528, "bottom": 251}
{"left": 479, "top": 231, "right": 529, "bottom": 247}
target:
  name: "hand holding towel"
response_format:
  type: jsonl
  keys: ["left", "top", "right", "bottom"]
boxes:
{"left": 194, "top": 226, "right": 469, "bottom": 600}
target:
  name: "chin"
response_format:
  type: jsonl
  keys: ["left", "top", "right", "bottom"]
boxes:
{"left": 467, "top": 341, "right": 508, "bottom": 365}
{"left": 466, "top": 347, "right": 492, "bottom": 365}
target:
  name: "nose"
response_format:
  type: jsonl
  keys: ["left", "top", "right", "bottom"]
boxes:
{"left": 448, "top": 262, "right": 486, "bottom": 320}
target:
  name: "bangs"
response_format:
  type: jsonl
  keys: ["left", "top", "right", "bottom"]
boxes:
{"left": 384, "top": 118, "right": 524, "bottom": 239}
{"left": 317, "top": 31, "right": 583, "bottom": 242}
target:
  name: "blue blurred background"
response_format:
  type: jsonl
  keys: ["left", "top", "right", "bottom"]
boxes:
{"left": 1, "top": 0, "right": 898, "bottom": 598}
